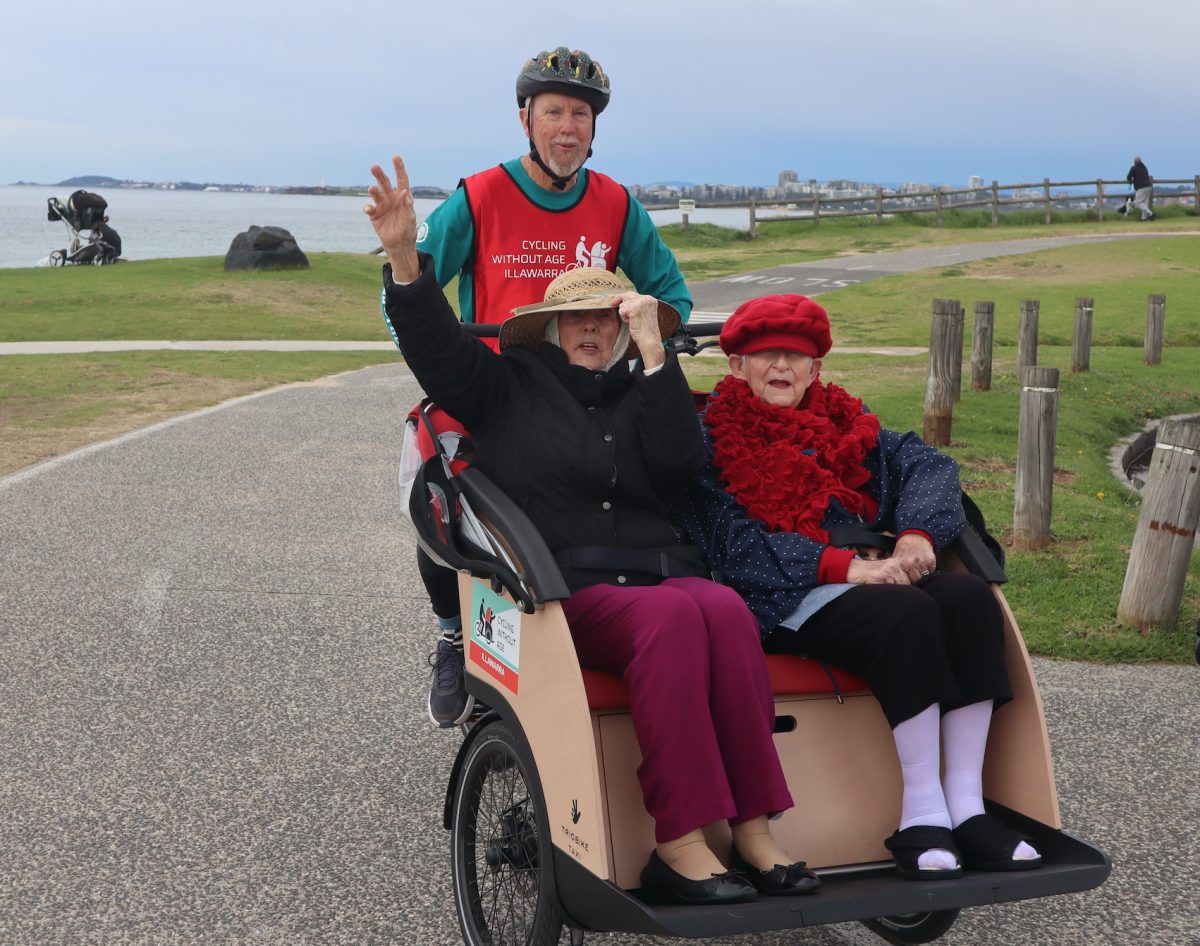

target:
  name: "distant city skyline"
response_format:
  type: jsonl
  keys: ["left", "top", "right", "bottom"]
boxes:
{"left": 3, "top": 0, "right": 1196, "bottom": 190}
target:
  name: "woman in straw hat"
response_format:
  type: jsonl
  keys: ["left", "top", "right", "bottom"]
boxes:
{"left": 672, "top": 294, "right": 1043, "bottom": 881}
{"left": 366, "top": 156, "right": 819, "bottom": 904}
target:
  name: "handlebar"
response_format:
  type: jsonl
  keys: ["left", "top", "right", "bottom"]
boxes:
{"left": 460, "top": 320, "right": 724, "bottom": 348}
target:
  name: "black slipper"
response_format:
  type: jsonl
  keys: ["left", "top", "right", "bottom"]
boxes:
{"left": 729, "top": 846, "right": 821, "bottom": 896}
{"left": 953, "top": 814, "right": 1043, "bottom": 871}
{"left": 883, "top": 825, "right": 963, "bottom": 880}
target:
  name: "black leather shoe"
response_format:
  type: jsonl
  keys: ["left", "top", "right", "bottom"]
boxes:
{"left": 639, "top": 851, "right": 756, "bottom": 905}
{"left": 729, "top": 846, "right": 821, "bottom": 896}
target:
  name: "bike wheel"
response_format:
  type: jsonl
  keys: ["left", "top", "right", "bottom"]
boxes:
{"left": 862, "top": 908, "right": 959, "bottom": 944}
{"left": 451, "top": 719, "right": 562, "bottom": 946}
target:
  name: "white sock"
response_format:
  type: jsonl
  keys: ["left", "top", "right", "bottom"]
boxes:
{"left": 942, "top": 700, "right": 1039, "bottom": 863}
{"left": 941, "top": 700, "right": 992, "bottom": 827}
{"left": 892, "top": 704, "right": 957, "bottom": 871}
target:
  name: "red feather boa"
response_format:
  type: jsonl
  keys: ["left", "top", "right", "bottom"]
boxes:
{"left": 706, "top": 376, "right": 881, "bottom": 542}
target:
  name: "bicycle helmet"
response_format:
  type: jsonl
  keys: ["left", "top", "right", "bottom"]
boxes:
{"left": 515, "top": 47, "right": 610, "bottom": 114}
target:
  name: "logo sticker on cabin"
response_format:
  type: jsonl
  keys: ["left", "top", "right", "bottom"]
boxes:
{"left": 468, "top": 583, "right": 521, "bottom": 694}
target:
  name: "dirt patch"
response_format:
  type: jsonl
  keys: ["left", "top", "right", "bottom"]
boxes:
{"left": 189, "top": 281, "right": 356, "bottom": 317}
{"left": 959, "top": 250, "right": 1192, "bottom": 284}
{"left": 0, "top": 377, "right": 267, "bottom": 478}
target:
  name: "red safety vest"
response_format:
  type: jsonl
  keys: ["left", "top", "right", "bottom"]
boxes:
{"left": 464, "top": 165, "right": 630, "bottom": 349}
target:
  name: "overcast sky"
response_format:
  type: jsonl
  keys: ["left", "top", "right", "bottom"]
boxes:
{"left": 3, "top": 0, "right": 1196, "bottom": 190}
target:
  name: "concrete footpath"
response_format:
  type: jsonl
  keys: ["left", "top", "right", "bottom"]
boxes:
{"left": 1, "top": 362, "right": 1198, "bottom": 946}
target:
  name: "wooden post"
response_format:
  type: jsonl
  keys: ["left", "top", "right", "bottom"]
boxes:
{"left": 748, "top": 197, "right": 756, "bottom": 238}
{"left": 1095, "top": 179, "right": 1104, "bottom": 221}
{"left": 990, "top": 181, "right": 999, "bottom": 226}
{"left": 949, "top": 300, "right": 965, "bottom": 403}
{"left": 813, "top": 190, "right": 821, "bottom": 225}
{"left": 1017, "top": 300, "right": 1039, "bottom": 376}
{"left": 1071, "top": 297, "right": 1093, "bottom": 373}
{"left": 1012, "top": 366, "right": 1060, "bottom": 550}
{"left": 935, "top": 189, "right": 943, "bottom": 227}
{"left": 1117, "top": 420, "right": 1200, "bottom": 629}
{"left": 875, "top": 186, "right": 884, "bottom": 224}
{"left": 923, "top": 299, "right": 958, "bottom": 446}
{"left": 1043, "top": 177, "right": 1052, "bottom": 224}
{"left": 1144, "top": 293, "right": 1166, "bottom": 365}
{"left": 971, "top": 301, "right": 995, "bottom": 391}
{"left": 1194, "top": 176, "right": 1200, "bottom": 214}
{"left": 681, "top": 212, "right": 689, "bottom": 230}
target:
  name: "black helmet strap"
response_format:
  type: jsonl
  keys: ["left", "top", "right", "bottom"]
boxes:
{"left": 524, "top": 101, "right": 596, "bottom": 191}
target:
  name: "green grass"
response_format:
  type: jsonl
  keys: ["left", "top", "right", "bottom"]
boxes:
{"left": 0, "top": 349, "right": 399, "bottom": 474}
{"left": 0, "top": 253, "right": 431, "bottom": 342}
{"left": 822, "top": 237, "right": 1200, "bottom": 348}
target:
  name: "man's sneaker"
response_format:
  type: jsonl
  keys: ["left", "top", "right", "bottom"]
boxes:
{"left": 427, "top": 640, "right": 474, "bottom": 728}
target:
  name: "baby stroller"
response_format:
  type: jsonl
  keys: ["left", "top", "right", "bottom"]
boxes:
{"left": 44, "top": 189, "right": 122, "bottom": 266}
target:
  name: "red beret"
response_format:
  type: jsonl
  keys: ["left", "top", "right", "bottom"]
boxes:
{"left": 719, "top": 294, "right": 832, "bottom": 358}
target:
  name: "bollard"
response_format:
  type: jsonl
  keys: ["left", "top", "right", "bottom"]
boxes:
{"left": 1017, "top": 300, "right": 1039, "bottom": 376}
{"left": 949, "top": 300, "right": 965, "bottom": 403}
{"left": 1012, "top": 366, "right": 1060, "bottom": 550}
{"left": 971, "top": 301, "right": 994, "bottom": 391}
{"left": 1071, "top": 297, "right": 1093, "bottom": 373}
{"left": 1144, "top": 294, "right": 1165, "bottom": 366}
{"left": 923, "top": 299, "right": 958, "bottom": 447}
{"left": 1117, "top": 420, "right": 1200, "bottom": 629}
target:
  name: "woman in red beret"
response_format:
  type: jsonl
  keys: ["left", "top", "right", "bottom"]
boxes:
{"left": 672, "top": 294, "right": 1043, "bottom": 881}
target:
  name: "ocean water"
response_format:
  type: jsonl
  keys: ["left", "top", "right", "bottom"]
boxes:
{"left": 0, "top": 184, "right": 434, "bottom": 270}
{"left": 0, "top": 184, "right": 765, "bottom": 270}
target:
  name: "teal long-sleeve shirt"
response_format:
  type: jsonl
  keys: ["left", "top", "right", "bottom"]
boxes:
{"left": 412, "top": 158, "right": 692, "bottom": 325}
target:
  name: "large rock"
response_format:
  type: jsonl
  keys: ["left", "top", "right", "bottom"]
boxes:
{"left": 224, "top": 225, "right": 309, "bottom": 271}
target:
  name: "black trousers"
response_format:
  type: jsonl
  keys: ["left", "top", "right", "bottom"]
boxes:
{"left": 764, "top": 572, "right": 1011, "bottom": 728}
{"left": 417, "top": 546, "right": 461, "bottom": 622}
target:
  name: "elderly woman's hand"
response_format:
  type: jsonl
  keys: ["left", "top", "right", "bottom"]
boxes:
{"left": 846, "top": 556, "right": 916, "bottom": 586}
{"left": 892, "top": 533, "right": 937, "bottom": 583}
{"left": 615, "top": 292, "right": 666, "bottom": 370}
{"left": 364, "top": 156, "right": 420, "bottom": 283}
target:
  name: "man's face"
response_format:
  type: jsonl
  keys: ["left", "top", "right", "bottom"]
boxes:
{"left": 729, "top": 349, "right": 821, "bottom": 409}
{"left": 521, "top": 93, "right": 594, "bottom": 179}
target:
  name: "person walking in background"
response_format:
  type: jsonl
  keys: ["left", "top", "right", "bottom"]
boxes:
{"left": 1126, "top": 156, "right": 1155, "bottom": 220}
{"left": 383, "top": 46, "right": 693, "bottom": 729}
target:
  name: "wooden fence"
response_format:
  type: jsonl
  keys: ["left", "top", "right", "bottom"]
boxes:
{"left": 657, "top": 177, "right": 1200, "bottom": 235}
{"left": 927, "top": 294, "right": 1198, "bottom": 630}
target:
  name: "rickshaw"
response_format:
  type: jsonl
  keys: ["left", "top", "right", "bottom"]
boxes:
{"left": 400, "top": 324, "right": 1111, "bottom": 946}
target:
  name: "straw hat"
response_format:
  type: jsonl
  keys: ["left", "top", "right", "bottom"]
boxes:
{"left": 499, "top": 267, "right": 681, "bottom": 356}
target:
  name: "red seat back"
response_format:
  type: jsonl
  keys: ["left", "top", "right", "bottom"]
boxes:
{"left": 582, "top": 654, "right": 869, "bottom": 712}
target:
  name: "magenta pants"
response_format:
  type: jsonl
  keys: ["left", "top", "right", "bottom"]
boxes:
{"left": 562, "top": 577, "right": 793, "bottom": 843}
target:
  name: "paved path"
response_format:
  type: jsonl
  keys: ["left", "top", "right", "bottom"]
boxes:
{"left": 2, "top": 363, "right": 1198, "bottom": 946}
